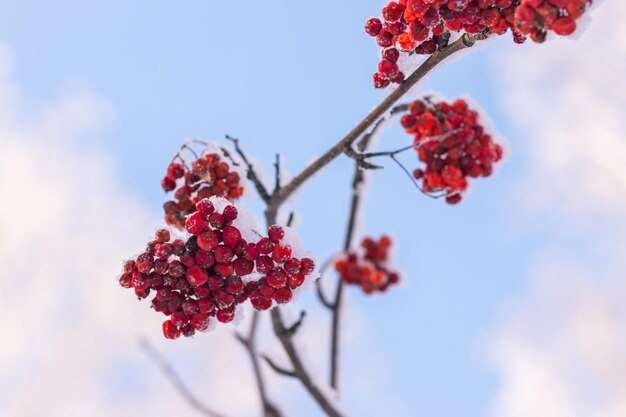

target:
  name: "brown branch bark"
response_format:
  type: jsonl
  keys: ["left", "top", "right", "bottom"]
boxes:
{"left": 235, "top": 312, "right": 284, "bottom": 417}
{"left": 265, "top": 32, "right": 488, "bottom": 215}
{"left": 253, "top": 32, "right": 488, "bottom": 417}
{"left": 328, "top": 114, "right": 377, "bottom": 390}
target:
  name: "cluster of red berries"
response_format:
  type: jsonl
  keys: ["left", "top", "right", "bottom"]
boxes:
{"left": 515, "top": 0, "right": 592, "bottom": 42}
{"left": 119, "top": 198, "right": 315, "bottom": 339}
{"left": 334, "top": 236, "right": 400, "bottom": 294}
{"left": 161, "top": 152, "right": 244, "bottom": 229}
{"left": 402, "top": 98, "right": 503, "bottom": 204}
{"left": 364, "top": 0, "right": 525, "bottom": 88}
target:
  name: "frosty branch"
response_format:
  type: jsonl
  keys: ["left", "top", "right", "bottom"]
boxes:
{"left": 120, "top": 1, "right": 598, "bottom": 417}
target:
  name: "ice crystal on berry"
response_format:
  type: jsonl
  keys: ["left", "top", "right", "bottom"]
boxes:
{"left": 335, "top": 236, "right": 400, "bottom": 294}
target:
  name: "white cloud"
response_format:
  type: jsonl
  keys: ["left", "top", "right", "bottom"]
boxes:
{"left": 0, "top": 43, "right": 265, "bottom": 417}
{"left": 487, "top": 2, "right": 626, "bottom": 417}
{"left": 498, "top": 1, "right": 626, "bottom": 226}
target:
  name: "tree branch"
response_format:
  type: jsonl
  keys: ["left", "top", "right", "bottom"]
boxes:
{"left": 235, "top": 312, "right": 284, "bottom": 417}
{"left": 270, "top": 308, "right": 345, "bottom": 417}
{"left": 140, "top": 339, "right": 230, "bottom": 417}
{"left": 266, "top": 32, "right": 488, "bottom": 212}
{"left": 328, "top": 116, "right": 376, "bottom": 390}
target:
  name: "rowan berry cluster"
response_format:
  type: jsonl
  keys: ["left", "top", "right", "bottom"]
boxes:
{"left": 402, "top": 98, "right": 503, "bottom": 204}
{"left": 161, "top": 151, "right": 244, "bottom": 229}
{"left": 334, "top": 236, "right": 400, "bottom": 294}
{"left": 515, "top": 0, "right": 592, "bottom": 42}
{"left": 119, "top": 197, "right": 315, "bottom": 339}
{"left": 365, "top": 0, "right": 524, "bottom": 88}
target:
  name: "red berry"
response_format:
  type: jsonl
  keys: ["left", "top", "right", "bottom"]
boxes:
{"left": 268, "top": 225, "right": 285, "bottom": 243}
{"left": 272, "top": 244, "right": 292, "bottom": 263}
{"left": 300, "top": 258, "right": 315, "bottom": 275}
{"left": 272, "top": 287, "right": 293, "bottom": 304}
{"left": 161, "top": 177, "right": 176, "bottom": 192}
{"left": 186, "top": 265, "right": 208, "bottom": 287}
{"left": 196, "top": 198, "right": 215, "bottom": 216}
{"left": 222, "top": 226, "right": 242, "bottom": 248}
{"left": 185, "top": 212, "right": 208, "bottom": 235}
{"left": 365, "top": 18, "right": 383, "bottom": 36}
{"left": 216, "top": 307, "right": 235, "bottom": 323}
{"left": 251, "top": 296, "right": 272, "bottom": 311}
{"left": 162, "top": 320, "right": 180, "bottom": 339}
{"left": 194, "top": 230, "right": 216, "bottom": 251}
{"left": 266, "top": 268, "right": 288, "bottom": 289}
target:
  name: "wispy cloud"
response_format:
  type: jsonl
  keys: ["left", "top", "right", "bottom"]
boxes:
{"left": 0, "top": 42, "right": 264, "bottom": 417}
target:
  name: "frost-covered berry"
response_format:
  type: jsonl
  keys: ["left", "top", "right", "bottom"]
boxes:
{"left": 400, "top": 97, "right": 503, "bottom": 204}
{"left": 119, "top": 198, "right": 318, "bottom": 339}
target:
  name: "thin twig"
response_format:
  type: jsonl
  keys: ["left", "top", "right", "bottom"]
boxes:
{"left": 225, "top": 135, "right": 272, "bottom": 203}
{"left": 235, "top": 312, "right": 283, "bottom": 417}
{"left": 284, "top": 311, "right": 306, "bottom": 337}
{"left": 274, "top": 154, "right": 281, "bottom": 193}
{"left": 261, "top": 355, "right": 297, "bottom": 378}
{"left": 269, "top": 308, "right": 345, "bottom": 417}
{"left": 140, "top": 339, "right": 230, "bottom": 417}
{"left": 315, "top": 256, "right": 337, "bottom": 310}
{"left": 286, "top": 212, "right": 295, "bottom": 228}
{"left": 329, "top": 123, "right": 374, "bottom": 391}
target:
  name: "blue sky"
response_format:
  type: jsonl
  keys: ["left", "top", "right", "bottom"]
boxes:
{"left": 1, "top": 2, "right": 625, "bottom": 417}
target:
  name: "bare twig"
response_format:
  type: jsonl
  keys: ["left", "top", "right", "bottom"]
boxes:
{"left": 274, "top": 154, "right": 281, "bottom": 193}
{"left": 269, "top": 308, "right": 345, "bottom": 417}
{"left": 235, "top": 312, "right": 284, "bottom": 417}
{"left": 286, "top": 212, "right": 295, "bottom": 228}
{"left": 226, "top": 135, "right": 272, "bottom": 203}
{"left": 315, "top": 257, "right": 337, "bottom": 310}
{"left": 140, "top": 339, "right": 229, "bottom": 417}
{"left": 261, "top": 355, "right": 297, "bottom": 378}
{"left": 328, "top": 124, "right": 374, "bottom": 391}
{"left": 284, "top": 311, "right": 306, "bottom": 337}
{"left": 220, "top": 146, "right": 242, "bottom": 167}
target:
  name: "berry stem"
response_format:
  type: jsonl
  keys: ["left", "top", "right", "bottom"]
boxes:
{"left": 140, "top": 339, "right": 230, "bottom": 417}
{"left": 266, "top": 32, "right": 489, "bottom": 213}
